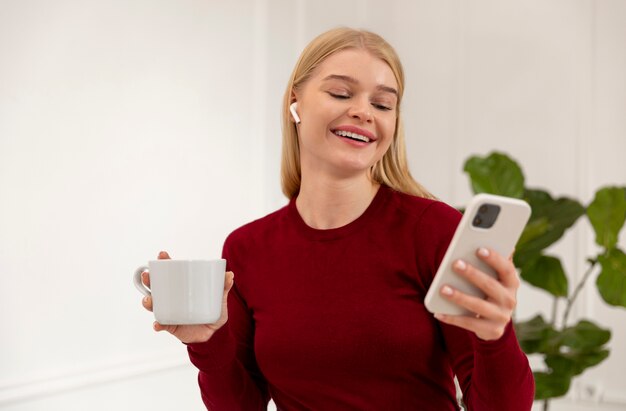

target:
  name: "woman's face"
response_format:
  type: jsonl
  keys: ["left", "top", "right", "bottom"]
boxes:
{"left": 293, "top": 48, "right": 399, "bottom": 179}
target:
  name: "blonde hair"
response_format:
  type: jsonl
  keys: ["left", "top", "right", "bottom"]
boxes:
{"left": 280, "top": 27, "right": 435, "bottom": 200}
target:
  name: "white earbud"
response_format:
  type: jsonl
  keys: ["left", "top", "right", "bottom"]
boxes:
{"left": 289, "top": 102, "right": 301, "bottom": 124}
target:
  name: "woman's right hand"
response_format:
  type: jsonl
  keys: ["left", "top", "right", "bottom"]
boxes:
{"left": 140, "top": 251, "right": 235, "bottom": 344}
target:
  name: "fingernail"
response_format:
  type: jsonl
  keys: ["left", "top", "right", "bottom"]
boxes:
{"left": 455, "top": 260, "right": 467, "bottom": 270}
{"left": 441, "top": 285, "right": 454, "bottom": 296}
{"left": 143, "top": 296, "right": 149, "bottom": 303}
{"left": 478, "top": 247, "right": 490, "bottom": 257}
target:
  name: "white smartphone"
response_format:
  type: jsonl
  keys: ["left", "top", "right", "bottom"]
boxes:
{"left": 424, "top": 193, "right": 531, "bottom": 316}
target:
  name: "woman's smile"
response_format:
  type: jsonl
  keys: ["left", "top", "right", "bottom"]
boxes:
{"left": 331, "top": 125, "right": 377, "bottom": 144}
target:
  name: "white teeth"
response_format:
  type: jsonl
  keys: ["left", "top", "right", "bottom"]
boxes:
{"left": 334, "top": 130, "right": 370, "bottom": 142}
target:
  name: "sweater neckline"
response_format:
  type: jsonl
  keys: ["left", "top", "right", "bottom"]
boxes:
{"left": 288, "top": 185, "right": 391, "bottom": 241}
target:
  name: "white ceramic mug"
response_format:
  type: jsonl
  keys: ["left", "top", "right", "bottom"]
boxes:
{"left": 133, "top": 259, "right": 226, "bottom": 325}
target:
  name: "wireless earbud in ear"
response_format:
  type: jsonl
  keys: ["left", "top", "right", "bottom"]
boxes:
{"left": 289, "top": 102, "right": 301, "bottom": 124}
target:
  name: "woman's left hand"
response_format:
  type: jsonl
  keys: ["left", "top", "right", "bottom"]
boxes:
{"left": 433, "top": 247, "right": 519, "bottom": 341}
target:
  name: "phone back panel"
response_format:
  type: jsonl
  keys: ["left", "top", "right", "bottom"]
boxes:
{"left": 424, "top": 194, "right": 531, "bottom": 316}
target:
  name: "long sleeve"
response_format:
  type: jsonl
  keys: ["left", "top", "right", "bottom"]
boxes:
{"left": 186, "top": 241, "right": 270, "bottom": 410}
{"left": 439, "top": 319, "right": 535, "bottom": 410}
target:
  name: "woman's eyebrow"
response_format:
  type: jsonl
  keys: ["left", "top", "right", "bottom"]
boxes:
{"left": 322, "top": 74, "right": 398, "bottom": 96}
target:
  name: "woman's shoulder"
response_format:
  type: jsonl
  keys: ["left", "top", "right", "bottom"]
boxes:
{"left": 223, "top": 203, "right": 291, "bottom": 249}
{"left": 387, "top": 188, "right": 463, "bottom": 270}
{"left": 388, "top": 187, "right": 461, "bottom": 225}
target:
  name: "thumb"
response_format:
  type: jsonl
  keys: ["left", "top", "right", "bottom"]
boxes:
{"left": 225, "top": 271, "right": 235, "bottom": 292}
{"left": 158, "top": 251, "right": 171, "bottom": 260}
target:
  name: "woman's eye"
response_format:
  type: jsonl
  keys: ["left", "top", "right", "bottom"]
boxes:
{"left": 373, "top": 103, "right": 393, "bottom": 111}
{"left": 328, "top": 92, "right": 350, "bottom": 99}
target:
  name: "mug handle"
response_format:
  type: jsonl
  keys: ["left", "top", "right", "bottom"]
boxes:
{"left": 133, "top": 266, "right": 151, "bottom": 297}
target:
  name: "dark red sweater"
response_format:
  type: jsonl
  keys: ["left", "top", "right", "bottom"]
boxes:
{"left": 187, "top": 185, "right": 534, "bottom": 410}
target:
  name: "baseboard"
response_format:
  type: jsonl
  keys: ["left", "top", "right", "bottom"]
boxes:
{"left": 0, "top": 352, "right": 190, "bottom": 405}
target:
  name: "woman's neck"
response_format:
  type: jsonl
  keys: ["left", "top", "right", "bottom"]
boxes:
{"left": 295, "top": 175, "right": 380, "bottom": 230}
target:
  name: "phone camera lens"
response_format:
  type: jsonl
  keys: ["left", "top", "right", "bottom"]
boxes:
{"left": 473, "top": 203, "right": 500, "bottom": 228}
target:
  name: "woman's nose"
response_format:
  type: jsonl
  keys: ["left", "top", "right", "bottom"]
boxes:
{"left": 348, "top": 99, "right": 373, "bottom": 122}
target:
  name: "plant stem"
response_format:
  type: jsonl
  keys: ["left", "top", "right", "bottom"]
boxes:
{"left": 561, "top": 259, "right": 598, "bottom": 326}
{"left": 542, "top": 399, "right": 550, "bottom": 411}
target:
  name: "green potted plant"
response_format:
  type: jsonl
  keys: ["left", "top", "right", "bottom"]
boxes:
{"left": 462, "top": 152, "right": 626, "bottom": 411}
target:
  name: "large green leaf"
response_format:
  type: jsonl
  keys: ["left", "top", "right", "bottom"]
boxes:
{"left": 463, "top": 152, "right": 525, "bottom": 198}
{"left": 520, "top": 255, "right": 568, "bottom": 297}
{"left": 596, "top": 248, "right": 626, "bottom": 307}
{"left": 545, "top": 348, "right": 609, "bottom": 377}
{"left": 560, "top": 320, "right": 611, "bottom": 350}
{"left": 533, "top": 371, "right": 571, "bottom": 400}
{"left": 587, "top": 187, "right": 626, "bottom": 249}
{"left": 514, "top": 189, "right": 585, "bottom": 266}
{"left": 518, "top": 318, "right": 611, "bottom": 400}
{"left": 514, "top": 315, "right": 559, "bottom": 354}
{"left": 541, "top": 320, "right": 611, "bottom": 382}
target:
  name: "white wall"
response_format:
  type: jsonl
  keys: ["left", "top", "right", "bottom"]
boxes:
{"left": 1, "top": 1, "right": 624, "bottom": 410}
{"left": 0, "top": 0, "right": 266, "bottom": 409}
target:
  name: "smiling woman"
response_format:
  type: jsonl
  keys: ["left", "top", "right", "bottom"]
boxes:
{"left": 292, "top": 49, "right": 398, "bottom": 186}
{"left": 141, "top": 27, "right": 535, "bottom": 410}
{"left": 280, "top": 27, "right": 434, "bottom": 202}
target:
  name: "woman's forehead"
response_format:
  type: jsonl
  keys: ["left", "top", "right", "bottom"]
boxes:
{"left": 311, "top": 49, "right": 398, "bottom": 89}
